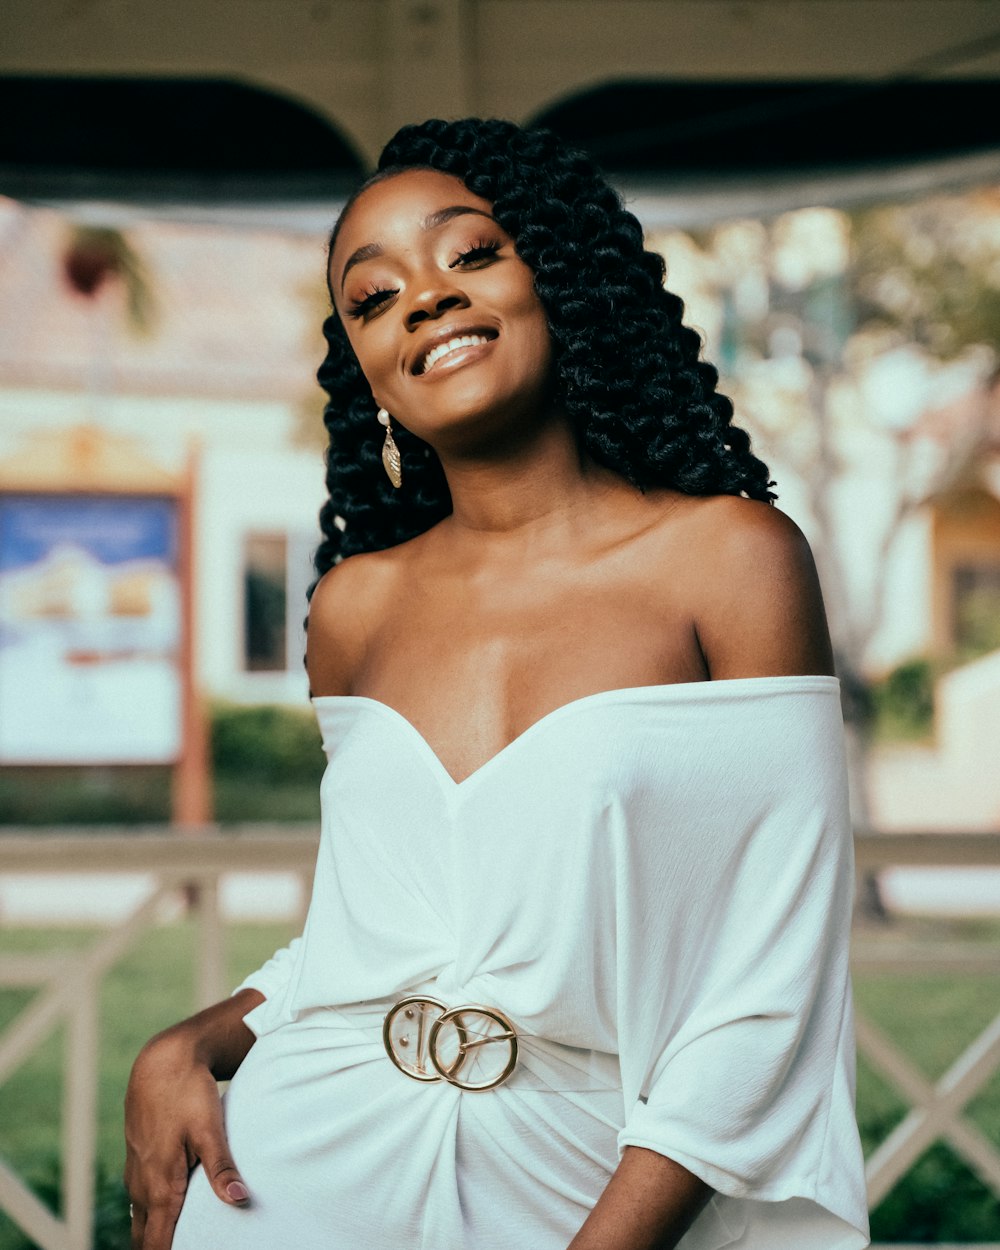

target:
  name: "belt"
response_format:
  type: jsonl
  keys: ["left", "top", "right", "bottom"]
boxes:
{"left": 305, "top": 989, "right": 621, "bottom": 1097}
{"left": 383, "top": 995, "right": 519, "bottom": 1091}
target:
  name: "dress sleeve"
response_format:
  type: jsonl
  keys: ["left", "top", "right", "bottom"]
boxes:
{"left": 231, "top": 937, "right": 303, "bottom": 1002}
{"left": 616, "top": 690, "right": 869, "bottom": 1243}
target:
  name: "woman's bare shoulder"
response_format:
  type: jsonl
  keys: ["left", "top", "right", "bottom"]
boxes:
{"left": 676, "top": 492, "right": 813, "bottom": 571}
{"left": 664, "top": 494, "right": 835, "bottom": 680}
{"left": 305, "top": 547, "right": 406, "bottom": 696}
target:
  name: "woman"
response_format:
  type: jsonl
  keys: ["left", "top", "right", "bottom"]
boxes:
{"left": 125, "top": 118, "right": 869, "bottom": 1250}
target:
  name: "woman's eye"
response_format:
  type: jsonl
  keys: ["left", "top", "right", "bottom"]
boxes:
{"left": 344, "top": 242, "right": 501, "bottom": 318}
{"left": 346, "top": 287, "right": 396, "bottom": 319}
{"left": 450, "top": 242, "right": 502, "bottom": 268}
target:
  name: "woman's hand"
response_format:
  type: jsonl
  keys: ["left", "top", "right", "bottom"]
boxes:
{"left": 124, "top": 990, "right": 262, "bottom": 1249}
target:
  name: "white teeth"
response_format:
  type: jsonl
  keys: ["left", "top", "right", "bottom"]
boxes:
{"left": 421, "top": 334, "right": 490, "bottom": 374}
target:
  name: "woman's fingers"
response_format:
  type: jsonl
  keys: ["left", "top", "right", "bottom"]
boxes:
{"left": 127, "top": 1197, "right": 182, "bottom": 1250}
{"left": 140, "top": 1198, "right": 184, "bottom": 1250}
{"left": 188, "top": 1088, "right": 251, "bottom": 1207}
{"left": 128, "top": 1166, "right": 188, "bottom": 1250}
{"left": 126, "top": 1134, "right": 249, "bottom": 1249}
{"left": 202, "top": 1148, "right": 251, "bottom": 1206}
{"left": 129, "top": 1201, "right": 145, "bottom": 1250}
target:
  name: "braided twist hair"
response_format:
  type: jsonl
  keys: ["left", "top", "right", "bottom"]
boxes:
{"left": 314, "top": 117, "right": 774, "bottom": 576}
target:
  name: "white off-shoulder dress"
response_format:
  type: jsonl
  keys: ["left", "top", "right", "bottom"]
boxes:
{"left": 172, "top": 676, "right": 870, "bottom": 1250}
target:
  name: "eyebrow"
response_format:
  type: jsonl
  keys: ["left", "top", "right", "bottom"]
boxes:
{"left": 339, "top": 205, "right": 498, "bottom": 292}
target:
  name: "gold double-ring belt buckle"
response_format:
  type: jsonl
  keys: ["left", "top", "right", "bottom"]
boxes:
{"left": 383, "top": 995, "right": 519, "bottom": 1091}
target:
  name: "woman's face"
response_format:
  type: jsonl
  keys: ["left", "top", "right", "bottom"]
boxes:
{"left": 329, "top": 169, "right": 555, "bottom": 450}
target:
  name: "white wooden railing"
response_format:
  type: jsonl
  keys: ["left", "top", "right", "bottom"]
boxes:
{"left": 0, "top": 826, "right": 316, "bottom": 1250}
{"left": 0, "top": 827, "right": 998, "bottom": 1250}
{"left": 852, "top": 832, "right": 1000, "bottom": 1241}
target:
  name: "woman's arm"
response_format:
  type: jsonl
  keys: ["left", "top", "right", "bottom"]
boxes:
{"left": 568, "top": 499, "right": 834, "bottom": 1249}
{"left": 567, "top": 1147, "right": 712, "bottom": 1250}
{"left": 124, "top": 988, "right": 262, "bottom": 1250}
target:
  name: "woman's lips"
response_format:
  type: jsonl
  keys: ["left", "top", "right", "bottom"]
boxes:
{"left": 413, "top": 332, "right": 498, "bottom": 379}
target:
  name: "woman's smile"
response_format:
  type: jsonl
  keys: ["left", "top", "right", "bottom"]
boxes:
{"left": 412, "top": 326, "right": 499, "bottom": 377}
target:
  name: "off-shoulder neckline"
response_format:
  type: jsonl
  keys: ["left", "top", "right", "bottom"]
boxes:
{"left": 311, "top": 675, "right": 839, "bottom": 790}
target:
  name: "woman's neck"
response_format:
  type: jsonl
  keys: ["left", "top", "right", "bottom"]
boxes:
{"left": 436, "top": 418, "right": 623, "bottom": 552}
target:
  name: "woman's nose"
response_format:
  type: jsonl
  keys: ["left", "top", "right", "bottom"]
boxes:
{"left": 405, "top": 286, "right": 470, "bottom": 329}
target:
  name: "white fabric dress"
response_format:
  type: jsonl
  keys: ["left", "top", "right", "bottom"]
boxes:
{"left": 173, "top": 675, "right": 870, "bottom": 1250}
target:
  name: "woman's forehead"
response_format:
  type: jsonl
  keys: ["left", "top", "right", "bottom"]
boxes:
{"left": 331, "top": 169, "right": 495, "bottom": 261}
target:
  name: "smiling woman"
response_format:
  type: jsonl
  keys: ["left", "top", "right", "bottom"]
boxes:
{"left": 312, "top": 119, "right": 778, "bottom": 562}
{"left": 329, "top": 169, "right": 553, "bottom": 465}
{"left": 124, "top": 118, "right": 869, "bottom": 1250}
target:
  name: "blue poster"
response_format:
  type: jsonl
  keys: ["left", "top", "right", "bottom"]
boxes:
{"left": 0, "top": 494, "right": 182, "bottom": 763}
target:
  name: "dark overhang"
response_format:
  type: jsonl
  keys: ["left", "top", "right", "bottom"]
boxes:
{"left": 533, "top": 79, "right": 1000, "bottom": 177}
{"left": 3, "top": 73, "right": 997, "bottom": 229}
{"left": 0, "top": 75, "right": 364, "bottom": 205}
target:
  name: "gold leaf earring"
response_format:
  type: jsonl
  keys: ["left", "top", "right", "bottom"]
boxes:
{"left": 377, "top": 408, "right": 403, "bottom": 488}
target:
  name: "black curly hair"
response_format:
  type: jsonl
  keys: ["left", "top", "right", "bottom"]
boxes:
{"left": 314, "top": 117, "right": 774, "bottom": 576}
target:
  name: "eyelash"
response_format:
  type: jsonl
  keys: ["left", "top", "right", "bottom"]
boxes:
{"left": 452, "top": 239, "right": 502, "bottom": 267}
{"left": 345, "top": 239, "right": 503, "bottom": 319}
{"left": 346, "top": 283, "right": 394, "bottom": 320}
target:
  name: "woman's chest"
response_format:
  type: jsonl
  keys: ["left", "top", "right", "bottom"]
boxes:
{"left": 351, "top": 576, "right": 706, "bottom": 785}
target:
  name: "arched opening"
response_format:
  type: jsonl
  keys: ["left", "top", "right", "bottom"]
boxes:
{"left": 531, "top": 79, "right": 1000, "bottom": 177}
{"left": 0, "top": 75, "right": 365, "bottom": 203}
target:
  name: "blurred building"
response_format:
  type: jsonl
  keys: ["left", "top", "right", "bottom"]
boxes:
{"left": 0, "top": 198, "right": 327, "bottom": 706}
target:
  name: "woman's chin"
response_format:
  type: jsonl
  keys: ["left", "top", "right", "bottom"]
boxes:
{"left": 401, "top": 397, "right": 519, "bottom": 447}
{"left": 402, "top": 379, "right": 557, "bottom": 452}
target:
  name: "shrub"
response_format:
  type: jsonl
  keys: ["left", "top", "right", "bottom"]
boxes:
{"left": 210, "top": 701, "right": 326, "bottom": 785}
{"left": 0, "top": 704, "right": 325, "bottom": 826}
{"left": 0, "top": 767, "right": 171, "bottom": 825}
{"left": 872, "top": 657, "right": 936, "bottom": 741}
{"left": 870, "top": 1141, "right": 1000, "bottom": 1241}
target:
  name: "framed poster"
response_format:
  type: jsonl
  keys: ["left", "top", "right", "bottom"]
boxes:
{"left": 0, "top": 494, "right": 182, "bottom": 763}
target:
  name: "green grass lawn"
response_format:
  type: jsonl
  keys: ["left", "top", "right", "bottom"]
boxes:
{"left": 0, "top": 918, "right": 998, "bottom": 1248}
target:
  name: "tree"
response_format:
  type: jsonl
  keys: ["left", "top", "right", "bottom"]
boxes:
{"left": 648, "top": 188, "right": 1000, "bottom": 908}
